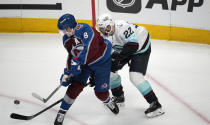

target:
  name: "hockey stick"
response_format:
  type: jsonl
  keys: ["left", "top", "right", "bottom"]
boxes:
{"left": 10, "top": 98, "right": 62, "bottom": 120}
{"left": 32, "top": 84, "right": 61, "bottom": 103}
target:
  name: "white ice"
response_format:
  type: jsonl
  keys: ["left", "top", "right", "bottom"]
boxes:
{"left": 0, "top": 33, "right": 210, "bottom": 125}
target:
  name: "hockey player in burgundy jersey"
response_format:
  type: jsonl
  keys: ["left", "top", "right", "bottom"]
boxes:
{"left": 97, "top": 13, "right": 164, "bottom": 118}
{"left": 54, "top": 14, "right": 119, "bottom": 125}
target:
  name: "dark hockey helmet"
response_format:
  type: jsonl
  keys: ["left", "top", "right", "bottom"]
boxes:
{"left": 57, "top": 14, "right": 77, "bottom": 30}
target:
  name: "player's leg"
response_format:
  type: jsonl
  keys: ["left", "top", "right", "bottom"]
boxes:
{"left": 54, "top": 81, "right": 85, "bottom": 125}
{"left": 130, "top": 45, "right": 164, "bottom": 118}
{"left": 110, "top": 72, "right": 125, "bottom": 107}
{"left": 92, "top": 58, "right": 119, "bottom": 114}
{"left": 129, "top": 72, "right": 164, "bottom": 117}
{"left": 54, "top": 67, "right": 90, "bottom": 125}
{"left": 110, "top": 50, "right": 131, "bottom": 107}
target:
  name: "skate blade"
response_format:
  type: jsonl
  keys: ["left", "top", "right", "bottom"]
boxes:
{"left": 103, "top": 104, "right": 119, "bottom": 115}
{"left": 145, "top": 108, "right": 164, "bottom": 118}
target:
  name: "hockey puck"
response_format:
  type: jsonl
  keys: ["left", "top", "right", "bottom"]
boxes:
{"left": 14, "top": 100, "right": 20, "bottom": 105}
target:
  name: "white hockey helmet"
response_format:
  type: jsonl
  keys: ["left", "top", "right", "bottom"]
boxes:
{"left": 97, "top": 13, "right": 115, "bottom": 36}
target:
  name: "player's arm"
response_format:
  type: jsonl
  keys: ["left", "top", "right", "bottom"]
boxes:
{"left": 74, "top": 24, "right": 94, "bottom": 65}
{"left": 60, "top": 36, "right": 74, "bottom": 87}
{"left": 117, "top": 42, "right": 138, "bottom": 59}
{"left": 63, "top": 36, "right": 74, "bottom": 70}
{"left": 114, "top": 25, "right": 139, "bottom": 59}
{"left": 111, "top": 27, "right": 139, "bottom": 72}
{"left": 64, "top": 24, "right": 92, "bottom": 76}
{"left": 111, "top": 42, "right": 138, "bottom": 72}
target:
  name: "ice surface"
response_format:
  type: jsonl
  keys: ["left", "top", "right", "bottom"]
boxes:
{"left": 0, "top": 33, "right": 210, "bottom": 125}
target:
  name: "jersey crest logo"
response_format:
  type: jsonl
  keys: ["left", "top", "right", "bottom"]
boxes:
{"left": 71, "top": 38, "right": 84, "bottom": 57}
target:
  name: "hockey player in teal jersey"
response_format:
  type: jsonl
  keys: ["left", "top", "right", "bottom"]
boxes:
{"left": 96, "top": 13, "right": 164, "bottom": 118}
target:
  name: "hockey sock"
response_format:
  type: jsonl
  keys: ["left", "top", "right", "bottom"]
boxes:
{"left": 66, "top": 81, "right": 85, "bottom": 99}
{"left": 60, "top": 81, "right": 84, "bottom": 110}
{"left": 60, "top": 95, "right": 75, "bottom": 110}
{"left": 110, "top": 73, "right": 122, "bottom": 89}
{"left": 111, "top": 85, "right": 124, "bottom": 97}
{"left": 144, "top": 90, "right": 158, "bottom": 104}
{"left": 95, "top": 91, "right": 109, "bottom": 102}
{"left": 136, "top": 80, "right": 158, "bottom": 104}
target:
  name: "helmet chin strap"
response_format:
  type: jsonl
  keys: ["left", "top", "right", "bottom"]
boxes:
{"left": 65, "top": 28, "right": 75, "bottom": 37}
{"left": 102, "top": 29, "right": 113, "bottom": 36}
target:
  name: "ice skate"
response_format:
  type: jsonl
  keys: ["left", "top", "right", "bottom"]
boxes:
{"left": 145, "top": 101, "right": 164, "bottom": 118}
{"left": 54, "top": 109, "right": 66, "bottom": 125}
{"left": 104, "top": 99, "right": 119, "bottom": 114}
{"left": 112, "top": 93, "right": 125, "bottom": 107}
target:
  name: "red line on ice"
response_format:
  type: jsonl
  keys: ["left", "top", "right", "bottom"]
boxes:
{"left": 147, "top": 74, "right": 210, "bottom": 125}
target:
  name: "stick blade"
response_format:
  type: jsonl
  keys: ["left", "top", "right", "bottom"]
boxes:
{"left": 10, "top": 113, "right": 32, "bottom": 120}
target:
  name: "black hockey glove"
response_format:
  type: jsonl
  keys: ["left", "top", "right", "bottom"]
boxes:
{"left": 111, "top": 42, "right": 139, "bottom": 72}
{"left": 112, "top": 51, "right": 120, "bottom": 60}
{"left": 111, "top": 59, "right": 125, "bottom": 72}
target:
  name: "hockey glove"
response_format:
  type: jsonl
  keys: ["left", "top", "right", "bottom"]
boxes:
{"left": 111, "top": 59, "right": 125, "bottom": 72}
{"left": 70, "top": 57, "right": 81, "bottom": 76}
{"left": 60, "top": 68, "right": 72, "bottom": 87}
{"left": 111, "top": 51, "right": 120, "bottom": 60}
{"left": 111, "top": 42, "right": 138, "bottom": 72}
